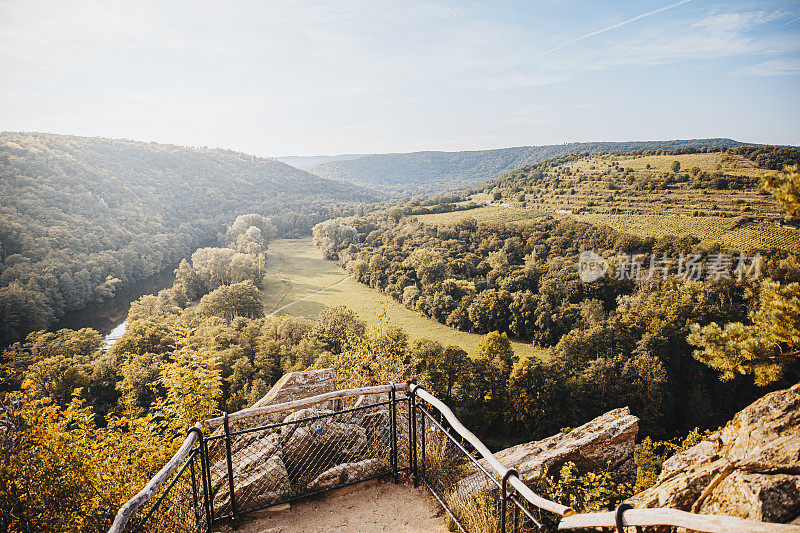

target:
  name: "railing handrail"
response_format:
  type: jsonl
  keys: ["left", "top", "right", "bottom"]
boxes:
{"left": 205, "top": 383, "right": 408, "bottom": 428}
{"left": 410, "top": 384, "right": 574, "bottom": 518}
{"left": 558, "top": 508, "right": 800, "bottom": 533}
{"left": 108, "top": 422, "right": 202, "bottom": 533}
{"left": 110, "top": 383, "right": 800, "bottom": 533}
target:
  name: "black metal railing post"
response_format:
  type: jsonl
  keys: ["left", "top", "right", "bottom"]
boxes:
{"left": 420, "top": 406, "right": 426, "bottom": 484}
{"left": 513, "top": 497, "right": 519, "bottom": 533}
{"left": 189, "top": 452, "right": 201, "bottom": 526}
{"left": 390, "top": 383, "right": 398, "bottom": 483}
{"left": 187, "top": 425, "right": 211, "bottom": 532}
{"left": 501, "top": 469, "right": 518, "bottom": 533}
{"left": 223, "top": 412, "right": 238, "bottom": 530}
{"left": 409, "top": 383, "right": 418, "bottom": 487}
{"left": 202, "top": 435, "right": 214, "bottom": 526}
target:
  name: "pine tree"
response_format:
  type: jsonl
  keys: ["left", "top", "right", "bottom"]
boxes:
{"left": 763, "top": 164, "right": 800, "bottom": 217}
{"left": 688, "top": 280, "right": 800, "bottom": 385}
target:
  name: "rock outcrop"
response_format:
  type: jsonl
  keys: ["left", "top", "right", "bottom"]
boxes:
{"left": 454, "top": 407, "right": 639, "bottom": 497}
{"left": 210, "top": 369, "right": 337, "bottom": 511}
{"left": 492, "top": 406, "right": 639, "bottom": 487}
{"left": 211, "top": 442, "right": 291, "bottom": 514}
{"left": 251, "top": 368, "right": 336, "bottom": 409}
{"left": 307, "top": 458, "right": 383, "bottom": 491}
{"left": 281, "top": 408, "right": 369, "bottom": 479}
{"left": 629, "top": 382, "right": 800, "bottom": 524}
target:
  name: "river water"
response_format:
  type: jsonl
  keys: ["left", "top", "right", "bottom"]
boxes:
{"left": 53, "top": 267, "right": 177, "bottom": 346}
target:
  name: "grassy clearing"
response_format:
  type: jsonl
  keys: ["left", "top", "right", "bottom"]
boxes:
{"left": 262, "top": 237, "right": 548, "bottom": 360}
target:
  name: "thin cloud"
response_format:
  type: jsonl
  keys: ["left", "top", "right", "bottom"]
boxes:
{"left": 457, "top": 71, "right": 568, "bottom": 90}
{"left": 731, "top": 57, "right": 800, "bottom": 76}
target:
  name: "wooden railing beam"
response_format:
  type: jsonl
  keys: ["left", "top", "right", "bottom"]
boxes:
{"left": 558, "top": 508, "right": 800, "bottom": 532}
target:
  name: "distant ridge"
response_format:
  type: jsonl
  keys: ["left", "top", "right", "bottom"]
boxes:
{"left": 309, "top": 138, "right": 751, "bottom": 194}
{"left": 275, "top": 153, "right": 369, "bottom": 170}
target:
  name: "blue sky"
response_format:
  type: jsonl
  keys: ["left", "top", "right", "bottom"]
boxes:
{"left": 0, "top": 0, "right": 798, "bottom": 155}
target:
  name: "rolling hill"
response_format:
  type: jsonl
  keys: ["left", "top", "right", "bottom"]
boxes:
{"left": 310, "top": 139, "right": 750, "bottom": 194}
{"left": 274, "top": 153, "right": 368, "bottom": 170}
{"left": 0, "top": 132, "right": 376, "bottom": 345}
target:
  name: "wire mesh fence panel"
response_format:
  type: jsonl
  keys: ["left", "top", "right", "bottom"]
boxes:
{"left": 395, "top": 396, "right": 412, "bottom": 474}
{"left": 416, "top": 405, "right": 506, "bottom": 533}
{"left": 210, "top": 397, "right": 400, "bottom": 520}
{"left": 127, "top": 448, "right": 208, "bottom": 533}
{"left": 204, "top": 433, "right": 232, "bottom": 522}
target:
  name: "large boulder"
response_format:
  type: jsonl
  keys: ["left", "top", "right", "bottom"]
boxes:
{"left": 492, "top": 407, "right": 639, "bottom": 487}
{"left": 454, "top": 407, "right": 638, "bottom": 497}
{"left": 629, "top": 383, "right": 800, "bottom": 524}
{"left": 210, "top": 441, "right": 291, "bottom": 513}
{"left": 307, "top": 458, "right": 383, "bottom": 491}
{"left": 228, "top": 368, "right": 337, "bottom": 432}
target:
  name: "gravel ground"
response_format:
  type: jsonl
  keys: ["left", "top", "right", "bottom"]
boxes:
{"left": 231, "top": 479, "right": 449, "bottom": 533}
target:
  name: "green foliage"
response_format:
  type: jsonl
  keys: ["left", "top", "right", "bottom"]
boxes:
{"left": 156, "top": 327, "right": 221, "bottom": 430}
{"left": 197, "top": 280, "right": 265, "bottom": 322}
{"left": 545, "top": 462, "right": 632, "bottom": 514}
{"left": 312, "top": 220, "right": 358, "bottom": 261}
{"left": 689, "top": 279, "right": 800, "bottom": 385}
{"left": 764, "top": 165, "right": 800, "bottom": 218}
{"left": 326, "top": 310, "right": 417, "bottom": 389}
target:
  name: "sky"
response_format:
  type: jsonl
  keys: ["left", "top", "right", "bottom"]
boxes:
{"left": 1, "top": 0, "right": 798, "bottom": 156}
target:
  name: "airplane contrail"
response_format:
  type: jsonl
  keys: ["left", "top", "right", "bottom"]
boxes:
{"left": 779, "top": 15, "right": 800, "bottom": 27}
{"left": 511, "top": 0, "right": 692, "bottom": 66}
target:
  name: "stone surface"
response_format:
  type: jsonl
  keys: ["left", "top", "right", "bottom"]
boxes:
{"left": 307, "top": 458, "right": 383, "bottom": 491}
{"left": 491, "top": 406, "right": 639, "bottom": 486}
{"left": 353, "top": 392, "right": 388, "bottom": 409}
{"left": 251, "top": 369, "right": 336, "bottom": 409}
{"left": 630, "top": 382, "right": 800, "bottom": 524}
{"left": 282, "top": 415, "right": 368, "bottom": 479}
{"left": 453, "top": 407, "right": 639, "bottom": 497}
{"left": 213, "top": 451, "right": 291, "bottom": 514}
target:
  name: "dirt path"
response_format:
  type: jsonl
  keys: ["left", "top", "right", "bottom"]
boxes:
{"left": 266, "top": 275, "right": 352, "bottom": 317}
{"left": 234, "top": 479, "right": 448, "bottom": 533}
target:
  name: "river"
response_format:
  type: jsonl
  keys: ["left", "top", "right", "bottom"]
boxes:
{"left": 53, "top": 267, "right": 177, "bottom": 346}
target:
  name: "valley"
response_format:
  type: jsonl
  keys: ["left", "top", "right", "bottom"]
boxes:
{"left": 261, "top": 237, "right": 548, "bottom": 360}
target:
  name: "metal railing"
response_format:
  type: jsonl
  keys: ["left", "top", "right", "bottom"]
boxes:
{"left": 407, "top": 384, "right": 800, "bottom": 533}
{"left": 109, "top": 424, "right": 209, "bottom": 533}
{"left": 408, "top": 384, "right": 569, "bottom": 533}
{"left": 202, "top": 389, "right": 410, "bottom": 526}
{"left": 110, "top": 382, "right": 800, "bottom": 533}
{"left": 110, "top": 384, "right": 412, "bottom": 532}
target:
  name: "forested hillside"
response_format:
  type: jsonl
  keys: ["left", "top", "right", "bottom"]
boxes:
{"left": 0, "top": 133, "right": 376, "bottom": 346}
{"left": 310, "top": 138, "right": 749, "bottom": 195}
{"left": 312, "top": 145, "right": 800, "bottom": 442}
